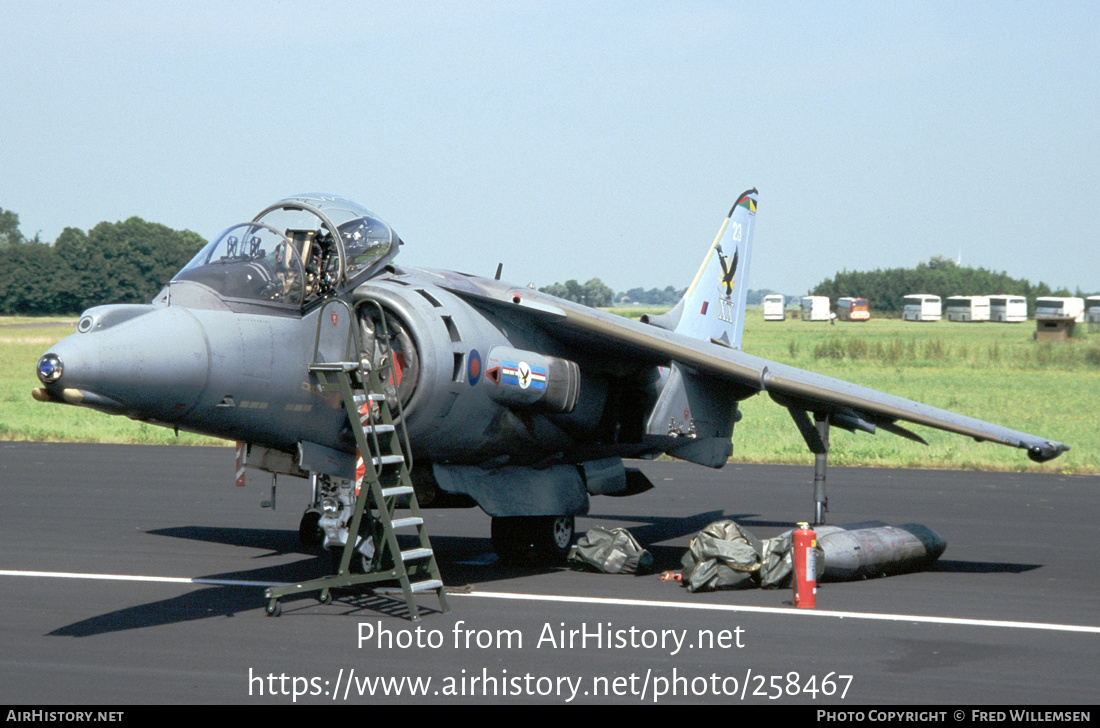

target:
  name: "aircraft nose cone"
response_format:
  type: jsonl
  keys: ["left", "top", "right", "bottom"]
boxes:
{"left": 39, "top": 305, "right": 210, "bottom": 420}
{"left": 36, "top": 353, "right": 63, "bottom": 384}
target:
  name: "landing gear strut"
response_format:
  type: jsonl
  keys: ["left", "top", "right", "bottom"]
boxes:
{"left": 813, "top": 414, "right": 830, "bottom": 525}
{"left": 788, "top": 409, "right": 830, "bottom": 525}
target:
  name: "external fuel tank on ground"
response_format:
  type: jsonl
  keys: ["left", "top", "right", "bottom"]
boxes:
{"left": 813, "top": 522, "right": 947, "bottom": 581}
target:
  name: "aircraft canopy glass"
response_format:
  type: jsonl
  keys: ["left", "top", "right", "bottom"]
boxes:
{"left": 170, "top": 195, "right": 398, "bottom": 310}
{"left": 173, "top": 222, "right": 305, "bottom": 307}
{"left": 255, "top": 194, "right": 398, "bottom": 290}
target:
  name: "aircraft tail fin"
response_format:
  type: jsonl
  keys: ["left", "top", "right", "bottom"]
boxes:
{"left": 671, "top": 188, "right": 758, "bottom": 350}
{"left": 642, "top": 190, "right": 758, "bottom": 467}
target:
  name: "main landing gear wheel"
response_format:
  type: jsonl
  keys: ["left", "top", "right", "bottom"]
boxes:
{"left": 491, "top": 515, "right": 575, "bottom": 563}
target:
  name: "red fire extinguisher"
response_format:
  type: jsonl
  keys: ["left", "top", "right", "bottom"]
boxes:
{"left": 793, "top": 522, "right": 817, "bottom": 608}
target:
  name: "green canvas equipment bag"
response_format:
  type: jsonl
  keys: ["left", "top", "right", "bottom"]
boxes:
{"left": 680, "top": 519, "right": 796, "bottom": 592}
{"left": 568, "top": 526, "right": 654, "bottom": 574}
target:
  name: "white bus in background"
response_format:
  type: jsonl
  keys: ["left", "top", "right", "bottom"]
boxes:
{"left": 1034, "top": 296, "right": 1084, "bottom": 322}
{"left": 988, "top": 295, "right": 1028, "bottom": 323}
{"left": 945, "top": 295, "right": 990, "bottom": 322}
{"left": 837, "top": 297, "right": 870, "bottom": 321}
{"left": 763, "top": 293, "right": 786, "bottom": 321}
{"left": 800, "top": 296, "right": 832, "bottom": 321}
{"left": 1086, "top": 295, "right": 1100, "bottom": 325}
{"left": 902, "top": 294, "right": 941, "bottom": 322}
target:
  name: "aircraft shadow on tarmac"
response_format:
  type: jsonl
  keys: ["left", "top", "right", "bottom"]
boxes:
{"left": 46, "top": 509, "right": 734, "bottom": 636}
{"left": 149, "top": 525, "right": 319, "bottom": 557}
{"left": 46, "top": 511, "right": 1039, "bottom": 637}
{"left": 47, "top": 545, "right": 442, "bottom": 637}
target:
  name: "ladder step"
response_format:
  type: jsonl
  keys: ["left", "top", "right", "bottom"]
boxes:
{"left": 400, "top": 548, "right": 434, "bottom": 562}
{"left": 372, "top": 455, "right": 405, "bottom": 467}
{"left": 310, "top": 362, "right": 359, "bottom": 372}
{"left": 381, "top": 486, "right": 414, "bottom": 498}
{"left": 369, "top": 424, "right": 396, "bottom": 435}
{"left": 409, "top": 579, "right": 444, "bottom": 593}
{"left": 390, "top": 516, "right": 424, "bottom": 529}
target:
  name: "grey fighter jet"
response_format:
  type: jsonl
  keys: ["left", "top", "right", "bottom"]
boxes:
{"left": 34, "top": 191, "right": 1068, "bottom": 562}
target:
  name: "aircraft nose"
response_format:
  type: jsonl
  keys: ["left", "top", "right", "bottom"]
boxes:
{"left": 35, "top": 305, "right": 210, "bottom": 421}
{"left": 36, "top": 353, "right": 63, "bottom": 384}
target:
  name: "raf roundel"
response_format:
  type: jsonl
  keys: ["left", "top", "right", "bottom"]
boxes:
{"left": 468, "top": 349, "right": 481, "bottom": 386}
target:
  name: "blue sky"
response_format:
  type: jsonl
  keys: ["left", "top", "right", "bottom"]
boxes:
{"left": 2, "top": 1, "right": 1097, "bottom": 297}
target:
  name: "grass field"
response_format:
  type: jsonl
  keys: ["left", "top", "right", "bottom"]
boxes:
{"left": 3, "top": 312, "right": 1097, "bottom": 473}
{"left": 735, "top": 313, "right": 1098, "bottom": 474}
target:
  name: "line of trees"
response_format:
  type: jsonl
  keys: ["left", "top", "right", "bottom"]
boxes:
{"left": 540, "top": 279, "right": 785, "bottom": 309}
{"left": 538, "top": 278, "right": 617, "bottom": 308}
{"left": 0, "top": 208, "right": 205, "bottom": 315}
{"left": 810, "top": 256, "right": 1090, "bottom": 314}
{"left": 4, "top": 204, "right": 1089, "bottom": 318}
{"left": 617, "top": 285, "right": 686, "bottom": 306}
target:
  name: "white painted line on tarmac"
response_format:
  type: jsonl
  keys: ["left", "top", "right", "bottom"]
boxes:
{"left": 6, "top": 569, "right": 1098, "bottom": 634}
{"left": 453, "top": 591, "right": 1100, "bottom": 635}
{"left": 0, "top": 569, "right": 286, "bottom": 588}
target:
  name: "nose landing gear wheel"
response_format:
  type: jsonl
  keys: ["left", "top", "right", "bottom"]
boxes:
{"left": 299, "top": 509, "right": 323, "bottom": 547}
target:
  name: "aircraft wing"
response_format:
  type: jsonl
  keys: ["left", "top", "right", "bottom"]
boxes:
{"left": 427, "top": 270, "right": 1069, "bottom": 463}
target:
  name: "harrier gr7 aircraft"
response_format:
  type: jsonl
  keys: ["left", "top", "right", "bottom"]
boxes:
{"left": 34, "top": 191, "right": 1067, "bottom": 591}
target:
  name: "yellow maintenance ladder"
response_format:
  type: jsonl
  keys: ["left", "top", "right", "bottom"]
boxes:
{"left": 263, "top": 299, "right": 448, "bottom": 620}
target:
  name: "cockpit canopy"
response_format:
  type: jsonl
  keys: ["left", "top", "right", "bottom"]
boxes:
{"left": 172, "top": 194, "right": 398, "bottom": 309}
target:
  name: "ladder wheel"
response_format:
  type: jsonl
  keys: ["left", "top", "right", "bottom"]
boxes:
{"left": 265, "top": 600, "right": 282, "bottom": 617}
